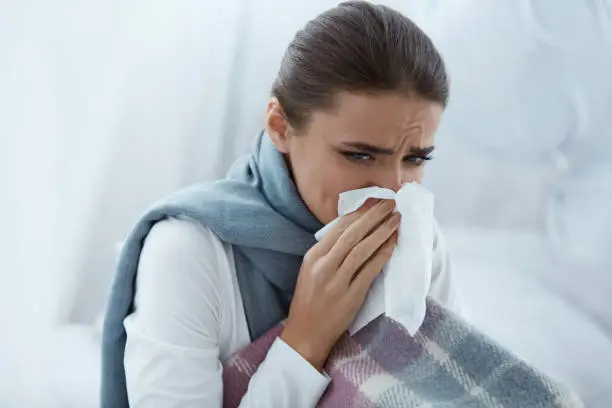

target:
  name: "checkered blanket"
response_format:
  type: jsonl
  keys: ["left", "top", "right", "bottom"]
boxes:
{"left": 223, "top": 300, "right": 582, "bottom": 407}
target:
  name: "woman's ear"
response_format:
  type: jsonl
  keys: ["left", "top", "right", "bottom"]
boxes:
{"left": 265, "top": 98, "right": 291, "bottom": 153}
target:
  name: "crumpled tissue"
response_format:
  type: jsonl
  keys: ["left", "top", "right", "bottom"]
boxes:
{"left": 314, "top": 182, "right": 435, "bottom": 336}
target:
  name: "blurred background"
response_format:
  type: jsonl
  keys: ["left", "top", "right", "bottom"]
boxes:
{"left": 1, "top": 0, "right": 611, "bottom": 406}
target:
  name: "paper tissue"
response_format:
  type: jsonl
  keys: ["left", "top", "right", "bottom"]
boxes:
{"left": 314, "top": 183, "right": 435, "bottom": 336}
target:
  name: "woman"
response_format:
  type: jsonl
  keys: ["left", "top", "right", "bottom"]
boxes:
{"left": 101, "top": 2, "right": 459, "bottom": 407}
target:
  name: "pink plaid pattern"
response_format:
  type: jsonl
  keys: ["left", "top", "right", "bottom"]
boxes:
{"left": 222, "top": 301, "right": 582, "bottom": 408}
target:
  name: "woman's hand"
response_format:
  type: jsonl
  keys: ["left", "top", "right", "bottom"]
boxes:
{"left": 280, "top": 199, "right": 400, "bottom": 371}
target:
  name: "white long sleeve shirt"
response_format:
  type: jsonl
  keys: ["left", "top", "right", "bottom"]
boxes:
{"left": 123, "top": 217, "right": 459, "bottom": 407}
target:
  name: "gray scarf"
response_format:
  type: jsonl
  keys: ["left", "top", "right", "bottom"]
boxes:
{"left": 100, "top": 131, "right": 323, "bottom": 407}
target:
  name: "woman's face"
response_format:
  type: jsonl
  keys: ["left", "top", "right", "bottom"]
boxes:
{"left": 267, "top": 92, "right": 444, "bottom": 225}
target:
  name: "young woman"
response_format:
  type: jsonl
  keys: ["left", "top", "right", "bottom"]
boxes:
{"left": 101, "top": 2, "right": 459, "bottom": 407}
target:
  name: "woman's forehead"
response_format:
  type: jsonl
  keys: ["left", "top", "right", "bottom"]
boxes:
{"left": 309, "top": 92, "right": 442, "bottom": 147}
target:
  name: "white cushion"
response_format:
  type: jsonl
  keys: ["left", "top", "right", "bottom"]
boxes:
{"left": 418, "top": 1, "right": 612, "bottom": 266}
{"left": 416, "top": 1, "right": 570, "bottom": 232}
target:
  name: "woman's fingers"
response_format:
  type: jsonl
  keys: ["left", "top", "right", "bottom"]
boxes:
{"left": 325, "top": 199, "right": 396, "bottom": 267}
{"left": 314, "top": 198, "right": 378, "bottom": 255}
{"left": 334, "top": 212, "right": 400, "bottom": 286}
{"left": 284, "top": 199, "right": 399, "bottom": 370}
{"left": 348, "top": 231, "right": 398, "bottom": 300}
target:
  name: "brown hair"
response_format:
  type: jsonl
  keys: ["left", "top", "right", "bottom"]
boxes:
{"left": 271, "top": 1, "right": 449, "bottom": 132}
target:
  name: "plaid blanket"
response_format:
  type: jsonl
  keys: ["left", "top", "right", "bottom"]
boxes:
{"left": 223, "top": 300, "right": 582, "bottom": 407}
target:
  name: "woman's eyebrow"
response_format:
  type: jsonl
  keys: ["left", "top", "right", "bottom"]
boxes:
{"left": 408, "top": 146, "right": 435, "bottom": 155}
{"left": 340, "top": 142, "right": 436, "bottom": 156}
{"left": 340, "top": 142, "right": 395, "bottom": 155}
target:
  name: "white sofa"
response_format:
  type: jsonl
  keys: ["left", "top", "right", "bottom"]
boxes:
{"left": 418, "top": 2, "right": 612, "bottom": 405}
{"left": 35, "top": 1, "right": 612, "bottom": 407}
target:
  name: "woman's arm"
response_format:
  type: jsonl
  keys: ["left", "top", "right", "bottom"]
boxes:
{"left": 123, "top": 219, "right": 329, "bottom": 407}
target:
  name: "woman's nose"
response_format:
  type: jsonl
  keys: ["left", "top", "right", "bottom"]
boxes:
{"left": 377, "top": 167, "right": 404, "bottom": 193}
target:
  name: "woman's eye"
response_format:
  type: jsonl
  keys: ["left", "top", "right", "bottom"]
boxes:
{"left": 343, "top": 152, "right": 374, "bottom": 162}
{"left": 404, "top": 155, "right": 433, "bottom": 165}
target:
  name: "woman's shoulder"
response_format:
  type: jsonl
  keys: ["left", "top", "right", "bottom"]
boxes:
{"left": 137, "top": 217, "right": 237, "bottom": 303}
{"left": 143, "top": 216, "right": 233, "bottom": 262}
{"left": 145, "top": 216, "right": 227, "bottom": 251}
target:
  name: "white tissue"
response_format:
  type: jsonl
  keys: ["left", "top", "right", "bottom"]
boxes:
{"left": 314, "top": 183, "right": 435, "bottom": 336}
